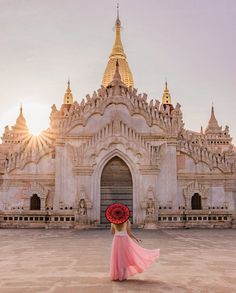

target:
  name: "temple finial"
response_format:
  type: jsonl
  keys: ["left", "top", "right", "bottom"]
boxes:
{"left": 115, "top": 3, "right": 121, "bottom": 27}
{"left": 67, "top": 78, "right": 71, "bottom": 92}
{"left": 117, "top": 3, "right": 119, "bottom": 20}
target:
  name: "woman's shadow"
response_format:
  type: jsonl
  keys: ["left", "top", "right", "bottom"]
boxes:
{"left": 113, "top": 278, "right": 188, "bottom": 292}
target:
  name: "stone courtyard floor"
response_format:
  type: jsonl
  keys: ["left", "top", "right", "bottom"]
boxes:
{"left": 0, "top": 228, "right": 235, "bottom": 293}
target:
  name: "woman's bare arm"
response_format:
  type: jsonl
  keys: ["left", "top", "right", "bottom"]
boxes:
{"left": 110, "top": 223, "right": 115, "bottom": 234}
{"left": 127, "top": 220, "right": 142, "bottom": 243}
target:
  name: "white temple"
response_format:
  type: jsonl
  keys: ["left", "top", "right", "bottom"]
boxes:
{"left": 0, "top": 11, "right": 235, "bottom": 229}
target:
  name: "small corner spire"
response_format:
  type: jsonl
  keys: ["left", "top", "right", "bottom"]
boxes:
{"left": 63, "top": 79, "right": 74, "bottom": 104}
{"left": 162, "top": 80, "right": 172, "bottom": 105}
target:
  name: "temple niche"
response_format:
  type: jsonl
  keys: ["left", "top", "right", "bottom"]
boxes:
{"left": 141, "top": 186, "right": 158, "bottom": 229}
{"left": 0, "top": 10, "right": 235, "bottom": 229}
{"left": 75, "top": 186, "right": 92, "bottom": 226}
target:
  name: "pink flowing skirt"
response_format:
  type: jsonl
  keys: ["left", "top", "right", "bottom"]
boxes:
{"left": 110, "top": 234, "right": 160, "bottom": 281}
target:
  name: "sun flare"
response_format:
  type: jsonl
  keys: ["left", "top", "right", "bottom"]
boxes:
{"left": 23, "top": 103, "right": 51, "bottom": 135}
{"left": 0, "top": 103, "right": 51, "bottom": 139}
{"left": 29, "top": 130, "right": 42, "bottom": 136}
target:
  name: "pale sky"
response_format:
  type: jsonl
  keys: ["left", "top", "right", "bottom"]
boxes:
{"left": 0, "top": 0, "right": 235, "bottom": 142}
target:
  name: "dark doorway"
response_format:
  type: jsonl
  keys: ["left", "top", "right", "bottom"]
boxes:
{"left": 191, "top": 193, "right": 202, "bottom": 210}
{"left": 100, "top": 156, "right": 133, "bottom": 224}
{"left": 30, "top": 194, "right": 41, "bottom": 210}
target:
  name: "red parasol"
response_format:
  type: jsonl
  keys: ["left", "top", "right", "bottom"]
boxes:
{"left": 105, "top": 203, "right": 130, "bottom": 224}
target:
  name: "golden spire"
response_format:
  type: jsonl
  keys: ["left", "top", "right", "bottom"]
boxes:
{"left": 102, "top": 4, "right": 134, "bottom": 88}
{"left": 110, "top": 4, "right": 125, "bottom": 59}
{"left": 63, "top": 79, "right": 74, "bottom": 104}
{"left": 162, "top": 81, "right": 172, "bottom": 105}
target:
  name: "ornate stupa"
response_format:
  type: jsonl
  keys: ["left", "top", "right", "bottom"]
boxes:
{"left": 102, "top": 4, "right": 134, "bottom": 88}
{"left": 205, "top": 105, "right": 222, "bottom": 134}
{"left": 204, "top": 105, "right": 232, "bottom": 150}
{"left": 1, "top": 105, "right": 29, "bottom": 144}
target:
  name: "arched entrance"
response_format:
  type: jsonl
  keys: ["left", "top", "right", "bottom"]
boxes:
{"left": 30, "top": 194, "right": 41, "bottom": 210}
{"left": 191, "top": 193, "right": 202, "bottom": 210}
{"left": 100, "top": 156, "right": 133, "bottom": 224}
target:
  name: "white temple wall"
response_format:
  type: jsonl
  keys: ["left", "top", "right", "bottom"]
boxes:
{"left": 210, "top": 186, "right": 226, "bottom": 207}
{"left": 182, "top": 156, "right": 211, "bottom": 173}
{"left": 1, "top": 154, "right": 55, "bottom": 176}
{"left": 157, "top": 143, "right": 178, "bottom": 208}
{"left": 233, "top": 192, "right": 236, "bottom": 209}
{"left": 195, "top": 162, "right": 212, "bottom": 173}
{"left": 225, "top": 191, "right": 234, "bottom": 210}
{"left": 210, "top": 188, "right": 235, "bottom": 210}
{"left": 60, "top": 145, "right": 76, "bottom": 208}
{"left": 54, "top": 143, "right": 76, "bottom": 209}
{"left": 176, "top": 184, "right": 186, "bottom": 208}
{"left": 36, "top": 155, "right": 55, "bottom": 173}
{"left": 54, "top": 144, "right": 63, "bottom": 209}
{"left": 0, "top": 187, "right": 21, "bottom": 210}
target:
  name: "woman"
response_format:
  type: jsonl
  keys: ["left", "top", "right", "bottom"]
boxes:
{"left": 106, "top": 203, "right": 160, "bottom": 281}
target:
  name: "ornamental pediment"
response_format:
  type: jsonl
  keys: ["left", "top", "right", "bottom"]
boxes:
{"left": 183, "top": 180, "right": 209, "bottom": 199}
{"left": 24, "top": 182, "right": 48, "bottom": 199}
{"left": 66, "top": 119, "right": 164, "bottom": 169}
{"left": 65, "top": 105, "right": 165, "bottom": 137}
{"left": 50, "top": 85, "right": 184, "bottom": 137}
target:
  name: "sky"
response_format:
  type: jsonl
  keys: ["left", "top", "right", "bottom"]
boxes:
{"left": 0, "top": 0, "right": 235, "bottom": 142}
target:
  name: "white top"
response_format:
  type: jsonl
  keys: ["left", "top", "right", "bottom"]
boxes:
{"left": 115, "top": 230, "right": 128, "bottom": 236}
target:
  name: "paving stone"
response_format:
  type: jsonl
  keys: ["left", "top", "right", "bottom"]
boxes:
{"left": 0, "top": 229, "right": 235, "bottom": 292}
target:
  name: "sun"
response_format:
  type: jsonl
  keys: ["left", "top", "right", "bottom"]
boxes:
{"left": 30, "top": 130, "right": 42, "bottom": 136}
{"left": 23, "top": 103, "right": 51, "bottom": 135}
{"left": 0, "top": 103, "right": 51, "bottom": 142}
